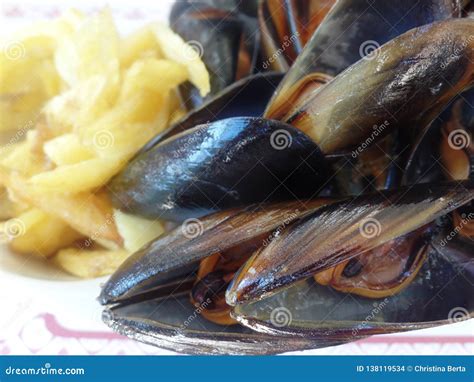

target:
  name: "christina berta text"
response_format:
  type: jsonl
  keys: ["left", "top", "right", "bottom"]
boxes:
{"left": 414, "top": 365, "right": 466, "bottom": 373}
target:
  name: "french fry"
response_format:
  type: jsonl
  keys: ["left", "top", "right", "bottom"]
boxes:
{"left": 0, "top": 9, "right": 211, "bottom": 279}
{"left": 153, "top": 22, "right": 210, "bottom": 97}
{"left": 55, "top": 247, "right": 130, "bottom": 278}
{"left": 0, "top": 132, "right": 48, "bottom": 176}
{"left": 0, "top": 33, "right": 61, "bottom": 133}
{"left": 0, "top": 188, "right": 26, "bottom": 220}
{"left": 81, "top": 98, "right": 172, "bottom": 159}
{"left": 43, "top": 133, "right": 95, "bottom": 166}
{"left": 44, "top": 75, "right": 119, "bottom": 136}
{"left": 5, "top": 208, "right": 83, "bottom": 258}
{"left": 54, "top": 8, "right": 119, "bottom": 87}
{"left": 120, "top": 26, "right": 162, "bottom": 68}
{"left": 28, "top": 156, "right": 126, "bottom": 193}
{"left": 114, "top": 209, "right": 164, "bottom": 252}
{"left": 120, "top": 58, "right": 188, "bottom": 101}
{"left": 0, "top": 168, "right": 122, "bottom": 247}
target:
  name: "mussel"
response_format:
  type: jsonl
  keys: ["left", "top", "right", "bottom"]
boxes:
{"left": 101, "top": 4, "right": 474, "bottom": 354}
{"left": 101, "top": 182, "right": 474, "bottom": 354}
{"left": 258, "top": 0, "right": 336, "bottom": 71}
{"left": 110, "top": 18, "right": 474, "bottom": 220}
{"left": 264, "top": 0, "right": 462, "bottom": 119}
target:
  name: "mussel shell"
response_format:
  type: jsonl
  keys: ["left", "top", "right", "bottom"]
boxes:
{"left": 258, "top": 0, "right": 335, "bottom": 70}
{"left": 284, "top": 19, "right": 474, "bottom": 155}
{"left": 109, "top": 117, "right": 328, "bottom": 221}
{"left": 102, "top": 215, "right": 473, "bottom": 354}
{"left": 405, "top": 88, "right": 474, "bottom": 185}
{"left": 232, "top": 241, "right": 473, "bottom": 338}
{"left": 226, "top": 181, "right": 474, "bottom": 305}
{"left": 103, "top": 293, "right": 346, "bottom": 355}
{"left": 403, "top": 121, "right": 446, "bottom": 186}
{"left": 138, "top": 72, "right": 284, "bottom": 154}
{"left": 170, "top": 0, "right": 259, "bottom": 18}
{"left": 100, "top": 199, "right": 330, "bottom": 305}
{"left": 264, "top": 0, "right": 461, "bottom": 119}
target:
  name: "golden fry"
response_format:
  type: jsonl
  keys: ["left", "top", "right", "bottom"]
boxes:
{"left": 5, "top": 209, "right": 82, "bottom": 258}
{"left": 0, "top": 168, "right": 122, "bottom": 247}
{"left": 0, "top": 9, "right": 210, "bottom": 278}
{"left": 114, "top": 209, "right": 164, "bottom": 252}
{"left": 55, "top": 247, "right": 130, "bottom": 278}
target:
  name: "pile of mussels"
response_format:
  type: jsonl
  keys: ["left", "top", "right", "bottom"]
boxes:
{"left": 99, "top": 0, "right": 474, "bottom": 354}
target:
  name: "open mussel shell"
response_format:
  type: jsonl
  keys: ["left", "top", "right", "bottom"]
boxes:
{"left": 109, "top": 117, "right": 328, "bottom": 221}
{"left": 102, "top": 293, "right": 347, "bottom": 355}
{"left": 282, "top": 19, "right": 474, "bottom": 155}
{"left": 100, "top": 199, "right": 330, "bottom": 305}
{"left": 264, "top": 0, "right": 461, "bottom": 120}
{"left": 100, "top": 199, "right": 342, "bottom": 355}
{"left": 439, "top": 90, "right": 474, "bottom": 182}
{"left": 405, "top": 88, "right": 474, "bottom": 185}
{"left": 403, "top": 120, "right": 447, "bottom": 186}
{"left": 232, "top": 238, "right": 473, "bottom": 339}
{"left": 226, "top": 181, "right": 474, "bottom": 305}
{"left": 138, "top": 72, "right": 283, "bottom": 154}
{"left": 258, "top": 0, "right": 335, "bottom": 71}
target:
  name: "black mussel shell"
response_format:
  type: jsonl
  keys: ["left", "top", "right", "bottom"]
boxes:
{"left": 109, "top": 117, "right": 328, "bottom": 221}
{"left": 100, "top": 199, "right": 330, "bottom": 305}
{"left": 226, "top": 181, "right": 474, "bottom": 305}
{"left": 232, "top": 237, "right": 473, "bottom": 338}
{"left": 138, "top": 72, "right": 283, "bottom": 154}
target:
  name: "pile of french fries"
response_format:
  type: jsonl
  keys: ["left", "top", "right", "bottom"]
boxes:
{"left": 0, "top": 9, "right": 210, "bottom": 277}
